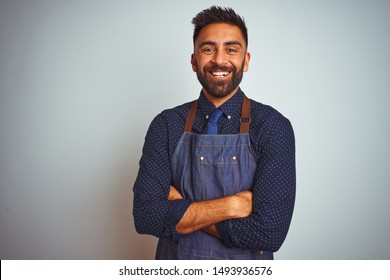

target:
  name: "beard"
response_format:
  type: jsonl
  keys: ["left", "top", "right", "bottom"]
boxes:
{"left": 195, "top": 60, "right": 245, "bottom": 98}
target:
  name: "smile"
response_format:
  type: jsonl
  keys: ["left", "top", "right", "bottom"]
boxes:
{"left": 210, "top": 71, "right": 231, "bottom": 77}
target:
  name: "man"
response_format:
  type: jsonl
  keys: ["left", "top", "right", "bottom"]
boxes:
{"left": 133, "top": 6, "right": 295, "bottom": 260}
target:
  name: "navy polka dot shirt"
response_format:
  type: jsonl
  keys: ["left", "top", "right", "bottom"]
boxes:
{"left": 133, "top": 88, "right": 296, "bottom": 252}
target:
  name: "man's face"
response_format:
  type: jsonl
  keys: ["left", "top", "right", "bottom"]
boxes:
{"left": 191, "top": 23, "right": 250, "bottom": 99}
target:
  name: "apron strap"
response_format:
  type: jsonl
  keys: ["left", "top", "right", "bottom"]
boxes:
{"left": 184, "top": 100, "right": 198, "bottom": 133}
{"left": 240, "top": 95, "right": 251, "bottom": 134}
{"left": 184, "top": 95, "right": 251, "bottom": 134}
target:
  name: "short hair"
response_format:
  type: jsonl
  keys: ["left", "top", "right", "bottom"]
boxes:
{"left": 192, "top": 6, "right": 248, "bottom": 48}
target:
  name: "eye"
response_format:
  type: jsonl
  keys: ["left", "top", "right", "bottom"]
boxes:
{"left": 226, "top": 48, "right": 237, "bottom": 53}
{"left": 202, "top": 47, "right": 215, "bottom": 54}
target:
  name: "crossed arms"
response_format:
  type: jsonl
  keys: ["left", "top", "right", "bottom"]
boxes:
{"left": 168, "top": 185, "right": 253, "bottom": 237}
{"left": 133, "top": 111, "right": 295, "bottom": 251}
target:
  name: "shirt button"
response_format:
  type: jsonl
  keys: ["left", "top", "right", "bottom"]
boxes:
{"left": 227, "top": 115, "right": 232, "bottom": 120}
{"left": 232, "top": 156, "right": 237, "bottom": 160}
{"left": 200, "top": 156, "right": 204, "bottom": 161}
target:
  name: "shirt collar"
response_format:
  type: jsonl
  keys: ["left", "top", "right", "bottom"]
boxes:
{"left": 198, "top": 88, "right": 245, "bottom": 120}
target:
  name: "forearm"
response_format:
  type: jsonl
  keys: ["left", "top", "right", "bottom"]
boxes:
{"left": 174, "top": 191, "right": 252, "bottom": 235}
{"left": 168, "top": 186, "right": 222, "bottom": 238}
{"left": 175, "top": 197, "right": 233, "bottom": 234}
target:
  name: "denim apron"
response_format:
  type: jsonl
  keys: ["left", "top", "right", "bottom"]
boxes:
{"left": 156, "top": 96, "right": 273, "bottom": 259}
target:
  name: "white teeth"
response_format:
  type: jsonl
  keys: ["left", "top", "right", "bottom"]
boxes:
{"left": 212, "top": 72, "right": 229, "bottom": 77}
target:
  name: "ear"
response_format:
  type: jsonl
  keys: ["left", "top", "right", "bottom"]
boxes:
{"left": 243, "top": 52, "right": 251, "bottom": 72}
{"left": 191, "top": 53, "right": 197, "bottom": 72}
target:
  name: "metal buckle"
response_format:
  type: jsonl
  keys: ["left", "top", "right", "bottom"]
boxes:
{"left": 240, "top": 117, "right": 251, "bottom": 123}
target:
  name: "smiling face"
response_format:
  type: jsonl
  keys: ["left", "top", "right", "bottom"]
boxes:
{"left": 191, "top": 23, "right": 250, "bottom": 103}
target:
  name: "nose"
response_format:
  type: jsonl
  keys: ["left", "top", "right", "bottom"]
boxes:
{"left": 212, "top": 49, "right": 227, "bottom": 66}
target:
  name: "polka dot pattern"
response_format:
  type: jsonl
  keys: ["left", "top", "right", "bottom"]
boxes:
{"left": 133, "top": 88, "right": 295, "bottom": 251}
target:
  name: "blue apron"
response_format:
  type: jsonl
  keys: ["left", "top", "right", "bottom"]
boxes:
{"left": 156, "top": 96, "right": 273, "bottom": 260}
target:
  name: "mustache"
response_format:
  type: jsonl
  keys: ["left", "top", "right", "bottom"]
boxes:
{"left": 203, "top": 65, "right": 236, "bottom": 72}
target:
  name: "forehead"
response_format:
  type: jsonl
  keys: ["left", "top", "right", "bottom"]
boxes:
{"left": 195, "top": 23, "right": 246, "bottom": 47}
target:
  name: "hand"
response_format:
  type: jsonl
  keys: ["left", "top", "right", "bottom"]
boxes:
{"left": 168, "top": 185, "right": 183, "bottom": 200}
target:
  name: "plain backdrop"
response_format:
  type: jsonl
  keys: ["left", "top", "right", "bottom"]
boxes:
{"left": 1, "top": 0, "right": 389, "bottom": 259}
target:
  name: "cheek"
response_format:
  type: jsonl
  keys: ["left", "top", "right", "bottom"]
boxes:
{"left": 195, "top": 55, "right": 213, "bottom": 70}
{"left": 192, "top": 58, "right": 205, "bottom": 72}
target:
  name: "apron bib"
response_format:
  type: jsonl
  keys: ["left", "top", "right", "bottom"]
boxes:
{"left": 156, "top": 96, "right": 273, "bottom": 259}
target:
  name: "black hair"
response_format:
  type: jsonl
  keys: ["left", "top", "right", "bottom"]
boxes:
{"left": 192, "top": 6, "right": 248, "bottom": 48}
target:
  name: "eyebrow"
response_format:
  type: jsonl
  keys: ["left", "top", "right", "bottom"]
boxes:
{"left": 199, "top": 40, "right": 243, "bottom": 48}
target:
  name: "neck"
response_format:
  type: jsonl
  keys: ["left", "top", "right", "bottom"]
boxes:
{"left": 202, "top": 87, "right": 239, "bottom": 108}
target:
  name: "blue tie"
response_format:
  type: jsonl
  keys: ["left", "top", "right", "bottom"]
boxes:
{"left": 202, "top": 109, "right": 223, "bottom": 134}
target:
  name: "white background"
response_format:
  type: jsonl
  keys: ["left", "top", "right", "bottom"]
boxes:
{"left": 0, "top": 0, "right": 389, "bottom": 259}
